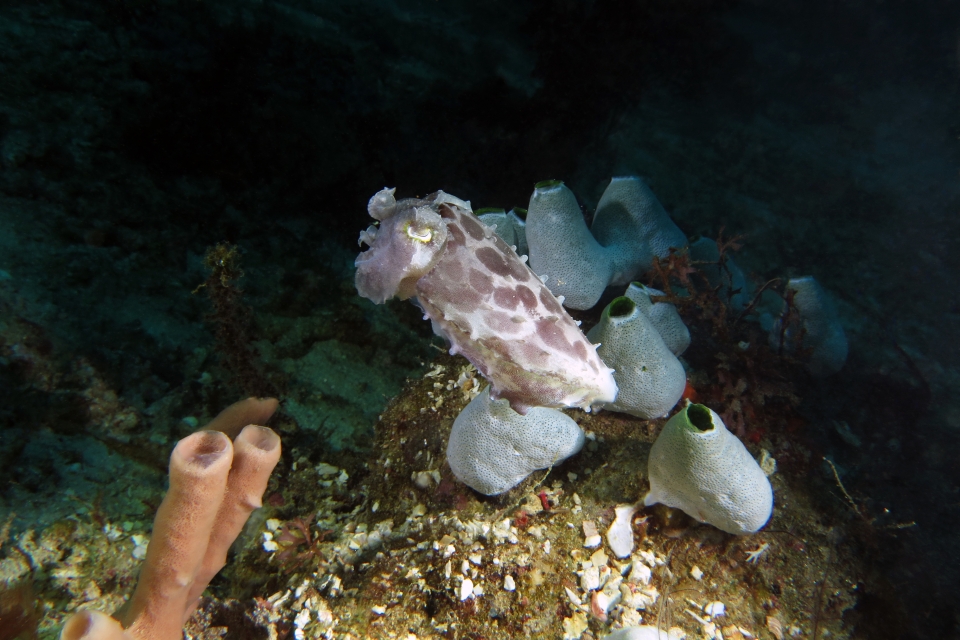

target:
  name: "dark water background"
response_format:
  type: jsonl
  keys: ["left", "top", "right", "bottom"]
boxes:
{"left": 0, "top": 0, "right": 958, "bottom": 637}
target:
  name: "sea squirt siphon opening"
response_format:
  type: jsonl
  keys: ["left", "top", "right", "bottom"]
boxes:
{"left": 608, "top": 296, "right": 636, "bottom": 319}
{"left": 687, "top": 404, "right": 715, "bottom": 432}
{"left": 535, "top": 179, "right": 564, "bottom": 189}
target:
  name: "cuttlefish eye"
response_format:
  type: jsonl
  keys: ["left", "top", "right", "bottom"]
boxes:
{"left": 406, "top": 223, "right": 434, "bottom": 243}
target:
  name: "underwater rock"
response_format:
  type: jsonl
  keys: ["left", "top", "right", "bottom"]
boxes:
{"left": 446, "top": 386, "right": 585, "bottom": 495}
{"left": 644, "top": 403, "right": 773, "bottom": 535}
{"left": 356, "top": 188, "right": 617, "bottom": 413}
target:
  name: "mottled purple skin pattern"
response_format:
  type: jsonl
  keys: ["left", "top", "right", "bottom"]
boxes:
{"left": 356, "top": 189, "right": 617, "bottom": 414}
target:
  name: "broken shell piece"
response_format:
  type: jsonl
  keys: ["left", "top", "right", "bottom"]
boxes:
{"left": 583, "top": 519, "right": 602, "bottom": 547}
{"left": 759, "top": 450, "right": 777, "bottom": 477}
{"left": 628, "top": 558, "right": 652, "bottom": 585}
{"left": 607, "top": 503, "right": 639, "bottom": 558}
{"left": 620, "top": 584, "right": 658, "bottom": 611}
{"left": 638, "top": 549, "right": 664, "bottom": 567}
{"left": 563, "top": 613, "right": 590, "bottom": 640}
{"left": 621, "top": 609, "right": 643, "bottom": 628}
{"left": 766, "top": 616, "right": 784, "bottom": 640}
{"left": 565, "top": 586, "right": 585, "bottom": 610}
{"left": 598, "top": 565, "right": 613, "bottom": 589}
{"left": 412, "top": 470, "right": 440, "bottom": 489}
{"left": 704, "top": 601, "right": 725, "bottom": 617}
{"left": 581, "top": 565, "right": 601, "bottom": 591}
{"left": 315, "top": 462, "right": 339, "bottom": 476}
{"left": 721, "top": 626, "right": 747, "bottom": 640}
{"left": 504, "top": 575, "right": 516, "bottom": 591}
{"left": 690, "top": 565, "right": 704, "bottom": 581}
{"left": 460, "top": 578, "right": 474, "bottom": 601}
{"left": 590, "top": 548, "right": 609, "bottom": 567}
{"left": 591, "top": 591, "right": 614, "bottom": 621}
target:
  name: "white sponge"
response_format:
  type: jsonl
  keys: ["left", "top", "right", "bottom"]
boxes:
{"left": 477, "top": 208, "right": 528, "bottom": 258}
{"left": 644, "top": 403, "right": 773, "bottom": 534}
{"left": 527, "top": 180, "right": 614, "bottom": 310}
{"left": 769, "top": 276, "right": 847, "bottom": 376}
{"left": 592, "top": 176, "right": 686, "bottom": 276}
{"left": 623, "top": 282, "right": 690, "bottom": 356}
{"left": 587, "top": 296, "right": 686, "bottom": 419}
{"left": 446, "top": 386, "right": 585, "bottom": 495}
{"left": 526, "top": 177, "right": 687, "bottom": 310}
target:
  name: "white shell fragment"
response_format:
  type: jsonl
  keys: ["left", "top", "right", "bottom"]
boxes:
{"left": 628, "top": 558, "right": 652, "bottom": 585}
{"left": 583, "top": 520, "right": 602, "bottom": 548}
{"left": 584, "top": 534, "right": 602, "bottom": 548}
{"left": 581, "top": 566, "right": 601, "bottom": 591}
{"left": 460, "top": 578, "right": 475, "bottom": 601}
{"left": 606, "top": 503, "right": 639, "bottom": 558}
